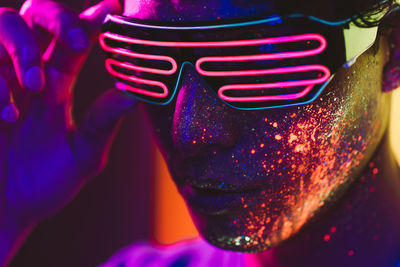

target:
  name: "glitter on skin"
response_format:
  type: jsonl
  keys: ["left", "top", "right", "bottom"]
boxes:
{"left": 323, "top": 234, "right": 331, "bottom": 242}
{"left": 288, "top": 133, "right": 298, "bottom": 143}
{"left": 235, "top": 98, "right": 384, "bottom": 249}
{"left": 138, "top": 0, "right": 391, "bottom": 253}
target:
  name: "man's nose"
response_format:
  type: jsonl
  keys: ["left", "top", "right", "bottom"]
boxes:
{"left": 172, "top": 64, "right": 238, "bottom": 156}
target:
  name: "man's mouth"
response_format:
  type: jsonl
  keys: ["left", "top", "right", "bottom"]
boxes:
{"left": 181, "top": 183, "right": 261, "bottom": 215}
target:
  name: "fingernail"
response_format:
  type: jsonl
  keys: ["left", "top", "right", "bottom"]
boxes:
{"left": 24, "top": 66, "right": 45, "bottom": 91}
{"left": 67, "top": 28, "right": 90, "bottom": 52}
{"left": 1, "top": 103, "right": 19, "bottom": 122}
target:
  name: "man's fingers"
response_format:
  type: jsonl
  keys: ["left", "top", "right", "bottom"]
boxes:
{"left": 20, "top": 0, "right": 90, "bottom": 74}
{"left": 20, "top": 0, "right": 90, "bottom": 53}
{"left": 20, "top": 0, "right": 120, "bottom": 76}
{"left": 0, "top": 75, "right": 19, "bottom": 122}
{"left": 20, "top": 0, "right": 91, "bottom": 75}
{"left": 80, "top": 0, "right": 122, "bottom": 41}
{"left": 21, "top": 0, "right": 121, "bottom": 52}
{"left": 0, "top": 8, "right": 44, "bottom": 91}
{"left": 72, "top": 89, "right": 137, "bottom": 177}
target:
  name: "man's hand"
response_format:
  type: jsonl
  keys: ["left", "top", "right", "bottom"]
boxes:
{"left": 0, "top": 0, "right": 138, "bottom": 264}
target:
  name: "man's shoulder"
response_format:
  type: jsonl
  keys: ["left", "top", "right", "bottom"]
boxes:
{"left": 98, "top": 238, "right": 246, "bottom": 267}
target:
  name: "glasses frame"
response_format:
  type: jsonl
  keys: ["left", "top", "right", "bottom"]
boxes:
{"left": 100, "top": 7, "right": 390, "bottom": 110}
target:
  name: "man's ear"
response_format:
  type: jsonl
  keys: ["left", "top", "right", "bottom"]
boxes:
{"left": 383, "top": 10, "right": 400, "bottom": 92}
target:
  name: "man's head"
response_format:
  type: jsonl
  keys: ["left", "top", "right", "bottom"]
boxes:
{"left": 120, "top": 0, "right": 398, "bottom": 252}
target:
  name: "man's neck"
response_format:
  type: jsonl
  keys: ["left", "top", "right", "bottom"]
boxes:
{"left": 251, "top": 134, "right": 400, "bottom": 267}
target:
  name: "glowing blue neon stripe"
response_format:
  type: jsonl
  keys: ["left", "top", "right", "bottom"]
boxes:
{"left": 117, "top": 61, "right": 191, "bottom": 107}
{"left": 223, "top": 75, "right": 334, "bottom": 111}
{"left": 106, "top": 13, "right": 353, "bottom": 30}
{"left": 106, "top": 14, "right": 282, "bottom": 29}
{"left": 287, "top": 14, "right": 353, "bottom": 26}
{"left": 117, "top": 61, "right": 334, "bottom": 111}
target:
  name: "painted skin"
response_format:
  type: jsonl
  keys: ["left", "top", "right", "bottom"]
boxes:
{"left": 123, "top": 0, "right": 392, "bottom": 252}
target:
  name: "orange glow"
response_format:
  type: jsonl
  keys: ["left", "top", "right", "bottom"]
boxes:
{"left": 390, "top": 90, "right": 400, "bottom": 165}
{"left": 153, "top": 148, "right": 198, "bottom": 244}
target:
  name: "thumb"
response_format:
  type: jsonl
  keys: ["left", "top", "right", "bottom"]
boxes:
{"left": 80, "top": 0, "right": 122, "bottom": 41}
{"left": 71, "top": 89, "right": 138, "bottom": 178}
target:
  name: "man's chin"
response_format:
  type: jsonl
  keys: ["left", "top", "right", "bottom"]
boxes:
{"left": 188, "top": 208, "right": 287, "bottom": 253}
{"left": 202, "top": 234, "right": 274, "bottom": 253}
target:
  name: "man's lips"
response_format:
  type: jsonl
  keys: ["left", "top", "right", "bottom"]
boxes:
{"left": 187, "top": 179, "right": 258, "bottom": 192}
{"left": 181, "top": 183, "right": 261, "bottom": 215}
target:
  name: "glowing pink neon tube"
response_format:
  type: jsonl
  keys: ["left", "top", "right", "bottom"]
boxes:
{"left": 99, "top": 33, "right": 177, "bottom": 75}
{"left": 218, "top": 65, "right": 330, "bottom": 102}
{"left": 100, "top": 31, "right": 329, "bottom": 102}
{"left": 105, "top": 58, "right": 175, "bottom": 76}
{"left": 105, "top": 59, "right": 169, "bottom": 98}
{"left": 218, "top": 84, "right": 315, "bottom": 102}
{"left": 100, "top": 32, "right": 326, "bottom": 49}
{"left": 196, "top": 64, "right": 329, "bottom": 77}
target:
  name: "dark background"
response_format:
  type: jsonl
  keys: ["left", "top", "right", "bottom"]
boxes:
{"left": 2, "top": 1, "right": 154, "bottom": 266}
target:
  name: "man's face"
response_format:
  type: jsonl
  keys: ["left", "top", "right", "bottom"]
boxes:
{"left": 124, "top": 0, "right": 391, "bottom": 252}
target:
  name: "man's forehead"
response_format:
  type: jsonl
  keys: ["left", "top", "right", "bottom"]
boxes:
{"left": 123, "top": 0, "right": 377, "bottom": 21}
{"left": 123, "top": 0, "right": 327, "bottom": 21}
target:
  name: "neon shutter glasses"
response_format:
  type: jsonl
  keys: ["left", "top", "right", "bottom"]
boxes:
{"left": 100, "top": 12, "right": 382, "bottom": 110}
